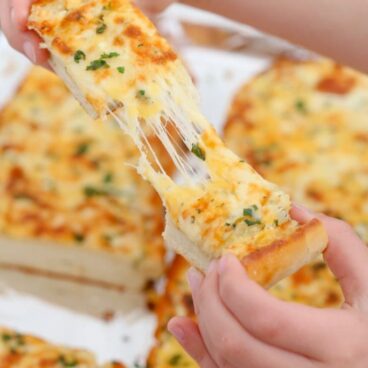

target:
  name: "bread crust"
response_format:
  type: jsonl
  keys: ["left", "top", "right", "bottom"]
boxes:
{"left": 240, "top": 219, "right": 328, "bottom": 288}
{"left": 165, "top": 217, "right": 327, "bottom": 289}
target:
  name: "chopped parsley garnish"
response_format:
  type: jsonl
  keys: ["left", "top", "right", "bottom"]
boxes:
{"left": 101, "top": 52, "right": 119, "bottom": 59}
{"left": 138, "top": 89, "right": 146, "bottom": 96}
{"left": 1, "top": 334, "right": 12, "bottom": 342}
{"left": 168, "top": 354, "right": 182, "bottom": 365}
{"left": 73, "top": 233, "right": 85, "bottom": 243}
{"left": 96, "top": 23, "right": 107, "bottom": 34}
{"left": 274, "top": 219, "right": 279, "bottom": 226}
{"left": 75, "top": 142, "right": 90, "bottom": 156}
{"left": 86, "top": 59, "right": 109, "bottom": 71}
{"left": 117, "top": 66, "right": 125, "bottom": 74}
{"left": 103, "top": 172, "right": 114, "bottom": 183}
{"left": 191, "top": 144, "right": 206, "bottom": 161}
{"left": 243, "top": 208, "right": 254, "bottom": 217}
{"left": 84, "top": 186, "right": 108, "bottom": 197}
{"left": 137, "top": 43, "right": 144, "bottom": 47}
{"left": 58, "top": 355, "right": 78, "bottom": 367}
{"left": 74, "top": 50, "right": 86, "bottom": 63}
{"left": 295, "top": 99, "right": 307, "bottom": 113}
{"left": 245, "top": 219, "right": 262, "bottom": 226}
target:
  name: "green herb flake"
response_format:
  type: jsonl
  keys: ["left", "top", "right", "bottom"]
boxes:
{"left": 295, "top": 99, "right": 307, "bottom": 113}
{"left": 1, "top": 334, "right": 12, "bottom": 342}
{"left": 75, "top": 142, "right": 90, "bottom": 156}
{"left": 191, "top": 144, "right": 206, "bottom": 161}
{"left": 168, "top": 354, "right": 182, "bottom": 366}
{"left": 245, "top": 219, "right": 261, "bottom": 226}
{"left": 73, "top": 233, "right": 85, "bottom": 243}
{"left": 103, "top": 172, "right": 114, "bottom": 183}
{"left": 137, "top": 43, "right": 144, "bottom": 48}
{"left": 138, "top": 89, "right": 146, "bottom": 96}
{"left": 74, "top": 50, "right": 86, "bottom": 63}
{"left": 274, "top": 219, "right": 279, "bottom": 227}
{"left": 58, "top": 355, "right": 78, "bottom": 367}
{"left": 117, "top": 66, "right": 125, "bottom": 74}
{"left": 96, "top": 23, "right": 107, "bottom": 34}
{"left": 83, "top": 186, "right": 107, "bottom": 197}
{"left": 86, "top": 59, "right": 109, "bottom": 71}
{"left": 101, "top": 52, "right": 119, "bottom": 59}
{"left": 243, "top": 208, "right": 254, "bottom": 217}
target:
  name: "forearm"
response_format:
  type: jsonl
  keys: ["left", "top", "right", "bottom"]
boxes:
{"left": 181, "top": 0, "right": 368, "bottom": 73}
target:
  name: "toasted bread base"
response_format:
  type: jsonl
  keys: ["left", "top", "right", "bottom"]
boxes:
{"left": 164, "top": 216, "right": 328, "bottom": 288}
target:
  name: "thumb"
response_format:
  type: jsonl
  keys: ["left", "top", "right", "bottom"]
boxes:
{"left": 291, "top": 204, "right": 368, "bottom": 310}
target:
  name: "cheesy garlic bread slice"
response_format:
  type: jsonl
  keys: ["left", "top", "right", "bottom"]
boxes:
{"left": 223, "top": 58, "right": 368, "bottom": 243}
{"left": 0, "top": 327, "right": 125, "bottom": 368}
{"left": 29, "top": 0, "right": 327, "bottom": 288}
{"left": 0, "top": 67, "right": 166, "bottom": 292}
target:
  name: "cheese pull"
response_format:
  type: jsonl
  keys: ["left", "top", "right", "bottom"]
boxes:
{"left": 29, "top": 0, "right": 328, "bottom": 288}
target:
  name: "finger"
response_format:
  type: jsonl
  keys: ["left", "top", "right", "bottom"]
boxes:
{"left": 10, "top": 0, "right": 32, "bottom": 30}
{"left": 292, "top": 204, "right": 368, "bottom": 308}
{"left": 189, "top": 263, "right": 312, "bottom": 368}
{"left": 217, "top": 253, "right": 349, "bottom": 360}
{"left": 23, "top": 30, "right": 50, "bottom": 65}
{"left": 315, "top": 214, "right": 368, "bottom": 310}
{"left": 290, "top": 203, "right": 316, "bottom": 224}
{"left": 168, "top": 317, "right": 219, "bottom": 368}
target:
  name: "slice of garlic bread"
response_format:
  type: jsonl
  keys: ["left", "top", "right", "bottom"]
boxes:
{"left": 0, "top": 327, "right": 126, "bottom": 368}
{"left": 0, "top": 67, "right": 166, "bottom": 291}
{"left": 223, "top": 58, "right": 368, "bottom": 244}
{"left": 29, "top": 0, "right": 327, "bottom": 288}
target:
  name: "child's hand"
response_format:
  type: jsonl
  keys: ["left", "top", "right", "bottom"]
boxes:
{"left": 0, "top": 0, "right": 49, "bottom": 65}
{"left": 168, "top": 207, "right": 368, "bottom": 367}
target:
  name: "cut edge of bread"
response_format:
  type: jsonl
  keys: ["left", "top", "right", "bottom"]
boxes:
{"left": 164, "top": 216, "right": 328, "bottom": 289}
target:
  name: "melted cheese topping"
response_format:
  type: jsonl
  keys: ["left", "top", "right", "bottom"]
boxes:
{"left": 29, "top": 0, "right": 302, "bottom": 262}
{"left": 0, "top": 327, "right": 125, "bottom": 368}
{"left": 224, "top": 58, "right": 368, "bottom": 243}
{"left": 0, "top": 67, "right": 165, "bottom": 274}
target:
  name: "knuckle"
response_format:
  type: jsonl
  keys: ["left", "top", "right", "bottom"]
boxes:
{"left": 252, "top": 313, "right": 280, "bottom": 339}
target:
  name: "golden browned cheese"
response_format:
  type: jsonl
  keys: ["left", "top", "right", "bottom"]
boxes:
{"left": 0, "top": 327, "right": 126, "bottom": 368}
{"left": 0, "top": 67, "right": 167, "bottom": 280}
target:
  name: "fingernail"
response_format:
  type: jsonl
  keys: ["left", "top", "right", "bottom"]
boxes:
{"left": 168, "top": 324, "right": 185, "bottom": 343}
{"left": 23, "top": 41, "right": 36, "bottom": 64}
{"left": 187, "top": 267, "right": 202, "bottom": 293}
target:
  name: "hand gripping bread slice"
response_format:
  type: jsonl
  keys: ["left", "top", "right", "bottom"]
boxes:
{"left": 29, "top": 0, "right": 328, "bottom": 288}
